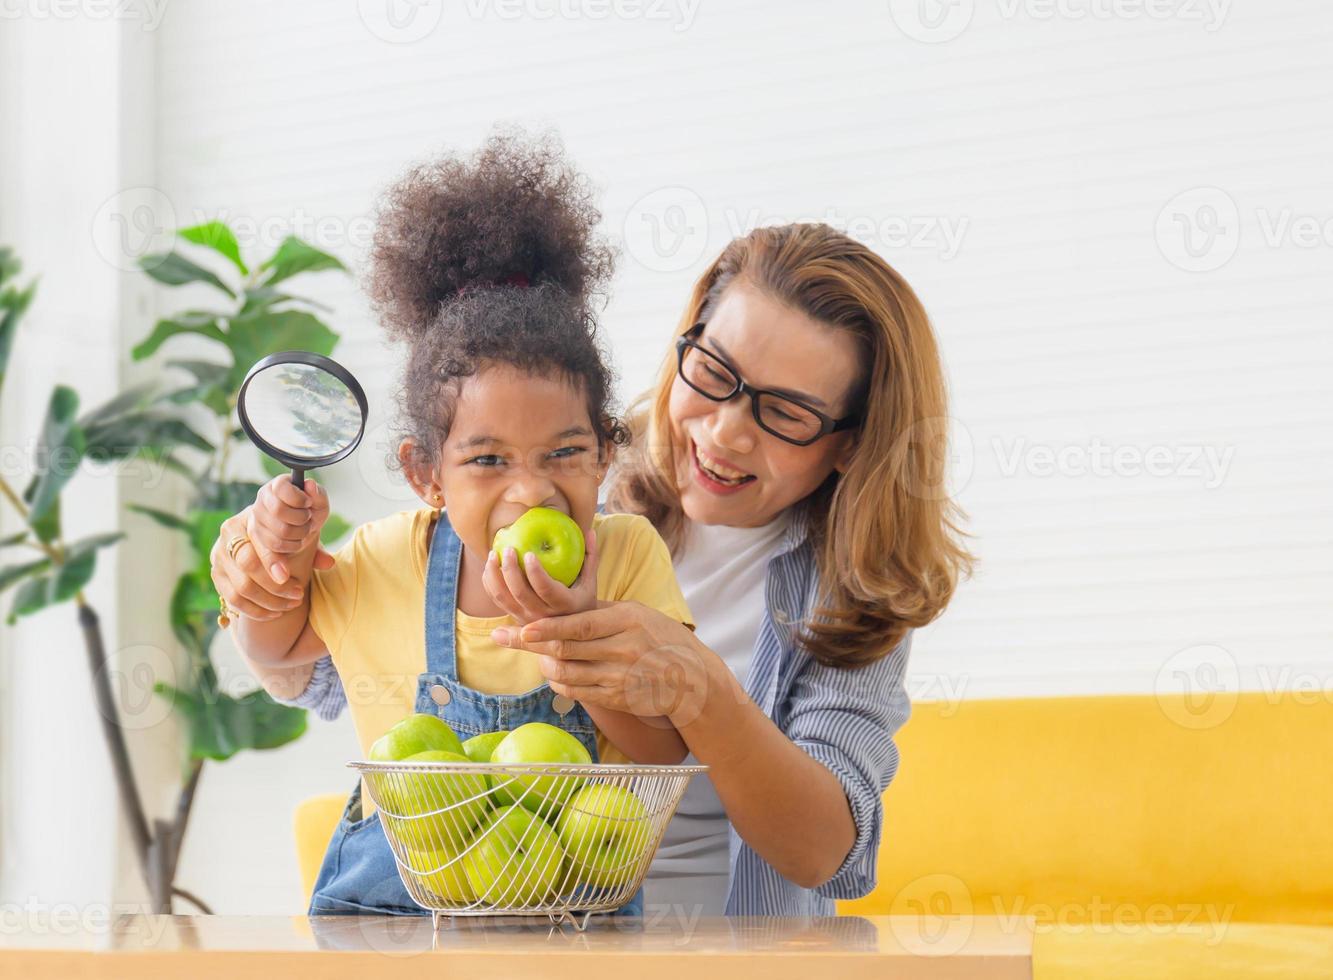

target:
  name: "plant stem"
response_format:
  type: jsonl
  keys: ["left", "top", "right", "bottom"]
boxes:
{"left": 0, "top": 473, "right": 64, "bottom": 563}
{"left": 76, "top": 598, "right": 154, "bottom": 888}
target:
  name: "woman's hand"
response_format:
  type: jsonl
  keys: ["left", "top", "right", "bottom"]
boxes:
{"left": 482, "top": 525, "right": 601, "bottom": 627}
{"left": 490, "top": 600, "right": 717, "bottom": 724}
{"left": 208, "top": 477, "right": 333, "bottom": 622}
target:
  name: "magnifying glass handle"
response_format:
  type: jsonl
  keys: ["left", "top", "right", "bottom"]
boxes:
{"left": 290, "top": 467, "right": 306, "bottom": 490}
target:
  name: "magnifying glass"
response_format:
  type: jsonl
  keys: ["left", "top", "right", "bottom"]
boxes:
{"left": 236, "top": 351, "right": 368, "bottom": 489}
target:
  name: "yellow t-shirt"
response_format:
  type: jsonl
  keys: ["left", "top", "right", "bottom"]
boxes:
{"left": 308, "top": 507, "right": 694, "bottom": 816}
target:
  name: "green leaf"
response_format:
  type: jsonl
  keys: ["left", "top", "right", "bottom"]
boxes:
{"left": 0, "top": 556, "right": 51, "bottom": 593}
{"left": 258, "top": 236, "right": 345, "bottom": 287}
{"left": 321, "top": 512, "right": 350, "bottom": 546}
{"left": 131, "top": 312, "right": 227, "bottom": 361}
{"left": 168, "top": 572, "right": 213, "bottom": 655}
{"left": 225, "top": 309, "right": 338, "bottom": 390}
{"left": 179, "top": 221, "right": 247, "bottom": 276}
{"left": 138, "top": 251, "right": 235, "bottom": 298}
{"left": 29, "top": 496, "right": 59, "bottom": 544}
{"left": 0, "top": 246, "right": 18, "bottom": 285}
{"left": 128, "top": 504, "right": 194, "bottom": 533}
{"left": 6, "top": 548, "right": 96, "bottom": 623}
{"left": 83, "top": 410, "right": 214, "bottom": 465}
{"left": 155, "top": 678, "right": 308, "bottom": 762}
{"left": 77, "top": 382, "right": 159, "bottom": 429}
{"left": 190, "top": 509, "right": 231, "bottom": 575}
{"left": 163, "top": 359, "right": 232, "bottom": 414}
{"left": 0, "top": 531, "right": 29, "bottom": 549}
{"left": 0, "top": 271, "right": 37, "bottom": 401}
{"left": 240, "top": 286, "right": 331, "bottom": 317}
{"left": 192, "top": 478, "right": 262, "bottom": 514}
{"left": 258, "top": 453, "right": 288, "bottom": 480}
{"left": 63, "top": 532, "right": 125, "bottom": 562}
{"left": 27, "top": 386, "right": 86, "bottom": 527}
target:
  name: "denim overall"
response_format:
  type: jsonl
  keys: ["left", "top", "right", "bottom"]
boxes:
{"left": 307, "top": 506, "right": 644, "bottom": 917}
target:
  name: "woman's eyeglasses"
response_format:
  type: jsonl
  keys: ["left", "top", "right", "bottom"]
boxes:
{"left": 674, "top": 323, "right": 862, "bottom": 446}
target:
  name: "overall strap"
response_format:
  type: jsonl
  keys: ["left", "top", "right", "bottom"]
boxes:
{"left": 422, "top": 508, "right": 464, "bottom": 679}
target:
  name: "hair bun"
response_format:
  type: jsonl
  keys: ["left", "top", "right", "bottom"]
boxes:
{"left": 368, "top": 127, "right": 615, "bottom": 343}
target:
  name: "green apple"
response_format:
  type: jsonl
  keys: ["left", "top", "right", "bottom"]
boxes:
{"left": 462, "top": 730, "right": 509, "bottom": 763}
{"left": 460, "top": 805, "right": 568, "bottom": 906}
{"left": 379, "top": 750, "right": 491, "bottom": 852}
{"left": 369, "top": 713, "right": 464, "bottom": 761}
{"left": 490, "top": 722, "right": 591, "bottom": 817}
{"left": 400, "top": 837, "right": 476, "bottom": 904}
{"left": 461, "top": 730, "right": 509, "bottom": 795}
{"left": 555, "top": 783, "right": 650, "bottom": 890}
{"left": 491, "top": 506, "right": 586, "bottom": 588}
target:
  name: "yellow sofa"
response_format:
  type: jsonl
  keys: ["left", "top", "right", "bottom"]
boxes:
{"left": 295, "top": 692, "right": 1333, "bottom": 977}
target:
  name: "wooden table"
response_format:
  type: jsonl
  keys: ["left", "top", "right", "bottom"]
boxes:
{"left": 0, "top": 913, "right": 1033, "bottom": 979}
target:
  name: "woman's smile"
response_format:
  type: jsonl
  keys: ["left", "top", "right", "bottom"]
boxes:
{"left": 689, "top": 436, "right": 758, "bottom": 494}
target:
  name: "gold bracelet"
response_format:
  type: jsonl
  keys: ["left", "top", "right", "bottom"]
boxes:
{"left": 217, "top": 595, "right": 234, "bottom": 629}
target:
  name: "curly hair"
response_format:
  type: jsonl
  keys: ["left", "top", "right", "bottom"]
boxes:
{"left": 367, "top": 127, "right": 629, "bottom": 474}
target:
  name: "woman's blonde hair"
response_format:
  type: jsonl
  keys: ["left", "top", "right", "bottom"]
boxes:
{"left": 605, "top": 223, "right": 974, "bottom": 668}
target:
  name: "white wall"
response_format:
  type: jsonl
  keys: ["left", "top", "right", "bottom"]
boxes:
{"left": 5, "top": 0, "right": 1331, "bottom": 917}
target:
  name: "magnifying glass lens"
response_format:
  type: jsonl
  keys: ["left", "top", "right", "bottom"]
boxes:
{"left": 243, "top": 362, "right": 363, "bottom": 458}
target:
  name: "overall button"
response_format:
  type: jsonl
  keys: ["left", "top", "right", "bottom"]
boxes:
{"left": 552, "top": 693, "right": 575, "bottom": 715}
{"left": 430, "top": 685, "right": 451, "bottom": 706}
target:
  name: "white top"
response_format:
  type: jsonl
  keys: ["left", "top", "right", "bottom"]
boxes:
{"left": 642, "top": 510, "right": 793, "bottom": 916}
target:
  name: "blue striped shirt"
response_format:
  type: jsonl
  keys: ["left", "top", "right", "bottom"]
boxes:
{"left": 273, "top": 501, "right": 912, "bottom": 915}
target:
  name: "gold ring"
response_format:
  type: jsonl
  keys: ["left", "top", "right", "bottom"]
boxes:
{"left": 226, "top": 534, "right": 251, "bottom": 562}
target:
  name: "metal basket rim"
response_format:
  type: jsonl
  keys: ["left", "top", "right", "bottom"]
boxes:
{"left": 348, "top": 760, "right": 709, "bottom": 777}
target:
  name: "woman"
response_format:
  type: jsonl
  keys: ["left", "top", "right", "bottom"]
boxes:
{"left": 218, "top": 222, "right": 973, "bottom": 916}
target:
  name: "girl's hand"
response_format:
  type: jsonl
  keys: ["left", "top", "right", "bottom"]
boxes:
{"left": 489, "top": 601, "right": 715, "bottom": 725}
{"left": 249, "top": 474, "right": 335, "bottom": 584}
{"left": 482, "top": 525, "right": 601, "bottom": 627}
{"left": 209, "top": 506, "right": 308, "bottom": 622}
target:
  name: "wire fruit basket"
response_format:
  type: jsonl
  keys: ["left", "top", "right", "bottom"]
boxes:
{"left": 350, "top": 759, "right": 707, "bottom": 930}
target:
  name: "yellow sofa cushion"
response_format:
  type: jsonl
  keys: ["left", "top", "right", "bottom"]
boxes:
{"left": 839, "top": 692, "right": 1333, "bottom": 926}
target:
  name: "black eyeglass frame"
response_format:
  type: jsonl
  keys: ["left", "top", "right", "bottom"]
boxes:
{"left": 674, "top": 323, "right": 862, "bottom": 447}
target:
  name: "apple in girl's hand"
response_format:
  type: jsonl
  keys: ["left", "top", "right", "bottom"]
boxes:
{"left": 555, "top": 783, "right": 650, "bottom": 890}
{"left": 379, "top": 749, "right": 491, "bottom": 849}
{"left": 490, "top": 722, "right": 591, "bottom": 816}
{"left": 492, "top": 507, "right": 586, "bottom": 588}
{"left": 460, "top": 805, "right": 568, "bottom": 905}
{"left": 369, "top": 713, "right": 464, "bottom": 761}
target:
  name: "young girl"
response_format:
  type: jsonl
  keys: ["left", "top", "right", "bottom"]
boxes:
{"left": 223, "top": 131, "right": 694, "bottom": 917}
